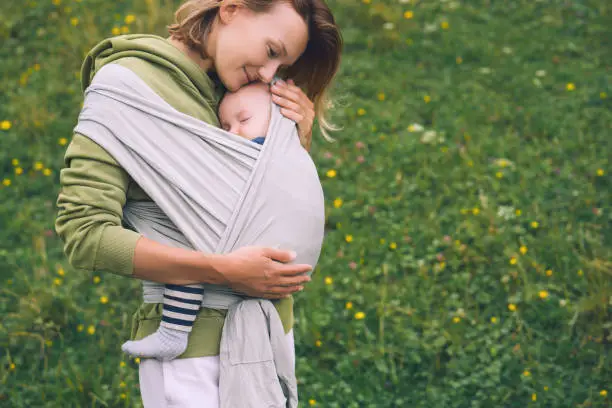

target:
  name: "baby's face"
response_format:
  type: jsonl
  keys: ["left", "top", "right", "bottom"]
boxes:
{"left": 218, "top": 83, "right": 271, "bottom": 140}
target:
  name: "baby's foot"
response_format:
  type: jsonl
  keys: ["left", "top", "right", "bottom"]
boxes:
{"left": 121, "top": 326, "right": 189, "bottom": 361}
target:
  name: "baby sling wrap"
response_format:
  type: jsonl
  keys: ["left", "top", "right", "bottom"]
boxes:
{"left": 74, "top": 63, "right": 326, "bottom": 407}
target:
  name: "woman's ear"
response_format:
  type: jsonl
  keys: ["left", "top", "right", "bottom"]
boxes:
{"left": 218, "top": 3, "right": 241, "bottom": 25}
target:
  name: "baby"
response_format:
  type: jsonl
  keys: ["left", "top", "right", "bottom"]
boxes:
{"left": 121, "top": 82, "right": 274, "bottom": 360}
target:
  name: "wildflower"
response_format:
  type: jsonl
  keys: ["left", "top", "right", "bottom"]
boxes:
{"left": 120, "top": 361, "right": 126, "bottom": 368}
{"left": 456, "top": 56, "right": 463, "bottom": 64}
{"left": 333, "top": 198, "right": 343, "bottom": 208}
{"left": 452, "top": 316, "right": 461, "bottom": 323}
{"left": 354, "top": 312, "right": 365, "bottom": 320}
{"left": 93, "top": 276, "right": 101, "bottom": 284}
{"left": 348, "top": 261, "right": 357, "bottom": 270}
{"left": 326, "top": 169, "right": 337, "bottom": 178}
{"left": 357, "top": 108, "right": 366, "bottom": 116}
{"left": 15, "top": 167, "right": 23, "bottom": 175}
{"left": 515, "top": 209, "right": 522, "bottom": 216}
{"left": 45, "top": 340, "right": 53, "bottom": 347}
{"left": 467, "top": 160, "right": 473, "bottom": 167}
{"left": 496, "top": 171, "right": 503, "bottom": 179}
{"left": 423, "top": 95, "right": 431, "bottom": 103}
{"left": 125, "top": 14, "right": 136, "bottom": 24}
{"left": 120, "top": 381, "right": 126, "bottom": 388}
{"left": 100, "top": 296, "right": 109, "bottom": 304}
{"left": 566, "top": 83, "right": 575, "bottom": 91}
{"left": 559, "top": 299, "right": 567, "bottom": 307}
{"left": 404, "top": 10, "right": 413, "bottom": 19}
{"left": 53, "top": 278, "right": 62, "bottom": 286}
{"left": 601, "top": 92, "right": 607, "bottom": 99}
{"left": 120, "top": 393, "right": 127, "bottom": 400}
{"left": 43, "top": 168, "right": 52, "bottom": 176}
{"left": 134, "top": 358, "right": 141, "bottom": 364}
{"left": 490, "top": 317, "right": 497, "bottom": 324}
{"left": 377, "top": 92, "right": 385, "bottom": 101}
{"left": 600, "top": 390, "right": 607, "bottom": 397}
{"left": 362, "top": 0, "right": 370, "bottom": 4}
{"left": 532, "top": 393, "right": 537, "bottom": 401}
{"left": 52, "top": 0, "right": 61, "bottom": 5}
{"left": 77, "top": 324, "right": 84, "bottom": 332}
{"left": 315, "top": 340, "right": 322, "bottom": 347}
{"left": 34, "top": 162, "right": 44, "bottom": 170}
{"left": 523, "top": 370, "right": 531, "bottom": 377}
{"left": 535, "top": 70, "right": 546, "bottom": 77}
{"left": 519, "top": 246, "right": 527, "bottom": 255}
{"left": 508, "top": 303, "right": 517, "bottom": 312}
{"left": 577, "top": 269, "right": 583, "bottom": 276}
{"left": 544, "top": 386, "right": 549, "bottom": 391}
{"left": 70, "top": 17, "right": 79, "bottom": 26}
{"left": 596, "top": 168, "right": 604, "bottom": 176}
{"left": 441, "top": 21, "right": 449, "bottom": 30}
{"left": 539, "top": 290, "right": 548, "bottom": 299}
{"left": 345, "top": 301, "right": 353, "bottom": 309}
{"left": 389, "top": 242, "right": 397, "bottom": 250}
{"left": 383, "top": 22, "right": 394, "bottom": 30}
{"left": 407, "top": 123, "right": 424, "bottom": 132}
{"left": 112, "top": 27, "right": 121, "bottom": 36}
{"left": 1, "top": 120, "right": 11, "bottom": 130}
{"left": 59, "top": 137, "right": 68, "bottom": 145}
{"left": 379, "top": 238, "right": 386, "bottom": 245}
{"left": 11, "top": 159, "right": 19, "bottom": 166}
{"left": 87, "top": 325, "right": 95, "bottom": 335}
{"left": 530, "top": 221, "right": 539, "bottom": 229}
{"left": 345, "top": 234, "right": 353, "bottom": 243}
{"left": 472, "top": 208, "right": 480, "bottom": 215}
{"left": 545, "top": 269, "right": 552, "bottom": 277}
{"left": 309, "top": 400, "right": 316, "bottom": 406}
{"left": 324, "top": 277, "right": 333, "bottom": 285}
{"left": 420, "top": 130, "right": 437, "bottom": 144}
{"left": 120, "top": 26, "right": 130, "bottom": 34}
{"left": 57, "top": 267, "right": 65, "bottom": 276}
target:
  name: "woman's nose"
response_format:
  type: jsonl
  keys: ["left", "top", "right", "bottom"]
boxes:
{"left": 258, "top": 62, "right": 281, "bottom": 83}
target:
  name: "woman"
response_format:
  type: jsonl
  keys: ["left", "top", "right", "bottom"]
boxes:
{"left": 54, "top": 0, "right": 342, "bottom": 406}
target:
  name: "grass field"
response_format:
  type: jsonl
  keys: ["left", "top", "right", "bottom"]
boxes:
{"left": 1, "top": 0, "right": 610, "bottom": 406}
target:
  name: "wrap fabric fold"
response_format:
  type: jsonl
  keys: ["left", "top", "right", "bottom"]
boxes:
{"left": 74, "top": 63, "right": 325, "bottom": 407}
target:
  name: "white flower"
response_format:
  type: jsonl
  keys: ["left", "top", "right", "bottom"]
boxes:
{"left": 383, "top": 22, "right": 395, "bottom": 30}
{"left": 479, "top": 67, "right": 492, "bottom": 74}
{"left": 496, "top": 206, "right": 516, "bottom": 221}
{"left": 536, "top": 70, "right": 546, "bottom": 77}
{"left": 502, "top": 46, "right": 513, "bottom": 54}
{"left": 408, "top": 123, "right": 424, "bottom": 132}
{"left": 420, "top": 130, "right": 437, "bottom": 144}
{"left": 533, "top": 78, "right": 543, "bottom": 88}
{"left": 501, "top": 275, "right": 510, "bottom": 284}
{"left": 424, "top": 23, "right": 438, "bottom": 33}
{"left": 559, "top": 299, "right": 567, "bottom": 307}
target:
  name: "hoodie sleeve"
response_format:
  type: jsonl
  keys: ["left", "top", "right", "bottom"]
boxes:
{"left": 55, "top": 134, "right": 142, "bottom": 276}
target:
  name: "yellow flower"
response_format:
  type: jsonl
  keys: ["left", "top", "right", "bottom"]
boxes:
{"left": 532, "top": 393, "right": 537, "bottom": 401}
{"left": 539, "top": 290, "right": 548, "bottom": 299}
{"left": 577, "top": 269, "right": 583, "bottom": 276}
{"left": 326, "top": 169, "right": 337, "bottom": 178}
{"left": 309, "top": 399, "right": 316, "bottom": 406}
{"left": 59, "top": 137, "right": 68, "bottom": 146}
{"left": 496, "top": 171, "right": 503, "bottom": 179}
{"left": 600, "top": 390, "right": 607, "bottom": 397}
{"left": 70, "top": 17, "right": 79, "bottom": 26}
{"left": 119, "top": 361, "right": 126, "bottom": 368}
{"left": 112, "top": 27, "right": 121, "bottom": 36}
{"left": 596, "top": 168, "right": 604, "bottom": 176}
{"left": 125, "top": 14, "right": 136, "bottom": 24}
{"left": 120, "top": 393, "right": 127, "bottom": 400}
{"left": 120, "top": 381, "right": 126, "bottom": 388}
{"left": 77, "top": 324, "right": 84, "bottom": 332}
{"left": 523, "top": 370, "right": 531, "bottom": 377}
{"left": 519, "top": 246, "right": 527, "bottom": 255}
{"left": 377, "top": 92, "right": 385, "bottom": 101}
{"left": 456, "top": 56, "right": 463, "bottom": 64}
{"left": 87, "top": 325, "right": 95, "bottom": 335}
{"left": 100, "top": 296, "right": 109, "bottom": 304}
{"left": 345, "top": 301, "right": 353, "bottom": 310}
{"left": 333, "top": 198, "right": 343, "bottom": 208}
{"left": 452, "top": 316, "right": 461, "bottom": 323}
{"left": 121, "top": 26, "right": 130, "bottom": 34}
{"left": 134, "top": 358, "right": 141, "bottom": 364}
{"left": 1, "top": 120, "right": 11, "bottom": 130}
{"left": 530, "top": 221, "right": 539, "bottom": 229}
{"left": 601, "top": 92, "right": 608, "bottom": 99}
{"left": 9, "top": 363, "right": 16, "bottom": 370}
{"left": 52, "top": 0, "right": 61, "bottom": 5}
{"left": 515, "top": 209, "right": 522, "bottom": 216}
{"left": 389, "top": 242, "right": 397, "bottom": 250}
{"left": 11, "top": 159, "right": 19, "bottom": 166}
{"left": 423, "top": 95, "right": 431, "bottom": 103}
{"left": 490, "top": 317, "right": 497, "bottom": 324}
{"left": 545, "top": 269, "right": 552, "bottom": 277}
{"left": 315, "top": 340, "right": 322, "bottom": 347}
{"left": 15, "top": 167, "right": 23, "bottom": 175}
{"left": 34, "top": 161, "right": 44, "bottom": 170}
{"left": 441, "top": 21, "right": 449, "bottom": 30}
{"left": 472, "top": 207, "right": 480, "bottom": 215}
{"left": 467, "top": 160, "right": 473, "bottom": 167}
{"left": 53, "top": 278, "right": 62, "bottom": 286}
{"left": 43, "top": 168, "right": 52, "bottom": 176}
{"left": 93, "top": 276, "right": 101, "bottom": 284}
{"left": 57, "top": 267, "right": 65, "bottom": 276}
{"left": 33, "top": 63, "right": 40, "bottom": 71}
{"left": 45, "top": 340, "right": 53, "bottom": 347}
{"left": 508, "top": 303, "right": 517, "bottom": 312}
{"left": 544, "top": 386, "right": 549, "bottom": 391}
{"left": 404, "top": 10, "right": 413, "bottom": 19}
{"left": 336, "top": 222, "right": 342, "bottom": 229}
{"left": 357, "top": 108, "right": 366, "bottom": 116}
{"left": 354, "top": 312, "right": 365, "bottom": 320}
{"left": 566, "top": 82, "right": 575, "bottom": 91}
{"left": 379, "top": 238, "right": 386, "bottom": 245}
{"left": 324, "top": 277, "right": 333, "bottom": 285}
{"left": 345, "top": 234, "right": 353, "bottom": 243}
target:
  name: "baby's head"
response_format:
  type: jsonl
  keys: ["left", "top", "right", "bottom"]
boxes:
{"left": 218, "top": 82, "right": 271, "bottom": 140}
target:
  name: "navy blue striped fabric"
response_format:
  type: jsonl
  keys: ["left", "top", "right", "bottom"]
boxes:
{"left": 164, "top": 304, "right": 199, "bottom": 315}
{"left": 165, "top": 284, "right": 204, "bottom": 294}
{"left": 161, "top": 315, "right": 193, "bottom": 326}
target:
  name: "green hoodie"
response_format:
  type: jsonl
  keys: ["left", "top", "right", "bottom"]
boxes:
{"left": 55, "top": 34, "right": 294, "bottom": 358}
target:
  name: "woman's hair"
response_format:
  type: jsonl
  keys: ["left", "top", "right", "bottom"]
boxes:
{"left": 168, "top": 0, "right": 343, "bottom": 141}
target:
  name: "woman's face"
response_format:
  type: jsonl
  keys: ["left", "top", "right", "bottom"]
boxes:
{"left": 210, "top": 2, "right": 309, "bottom": 91}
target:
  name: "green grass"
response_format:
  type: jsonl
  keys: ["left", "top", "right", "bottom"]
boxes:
{"left": 1, "top": 0, "right": 610, "bottom": 406}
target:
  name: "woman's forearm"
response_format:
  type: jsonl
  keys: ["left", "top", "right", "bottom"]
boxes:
{"left": 132, "top": 236, "right": 226, "bottom": 286}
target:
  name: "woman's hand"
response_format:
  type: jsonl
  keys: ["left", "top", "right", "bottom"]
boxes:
{"left": 271, "top": 79, "right": 314, "bottom": 151}
{"left": 213, "top": 246, "right": 313, "bottom": 299}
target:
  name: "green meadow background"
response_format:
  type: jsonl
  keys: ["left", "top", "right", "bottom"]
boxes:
{"left": 1, "top": 0, "right": 610, "bottom": 406}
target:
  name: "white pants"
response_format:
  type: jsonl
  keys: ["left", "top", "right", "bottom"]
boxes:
{"left": 139, "top": 330, "right": 296, "bottom": 408}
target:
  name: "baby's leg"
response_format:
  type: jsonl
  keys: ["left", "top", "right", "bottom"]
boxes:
{"left": 122, "top": 284, "right": 203, "bottom": 361}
